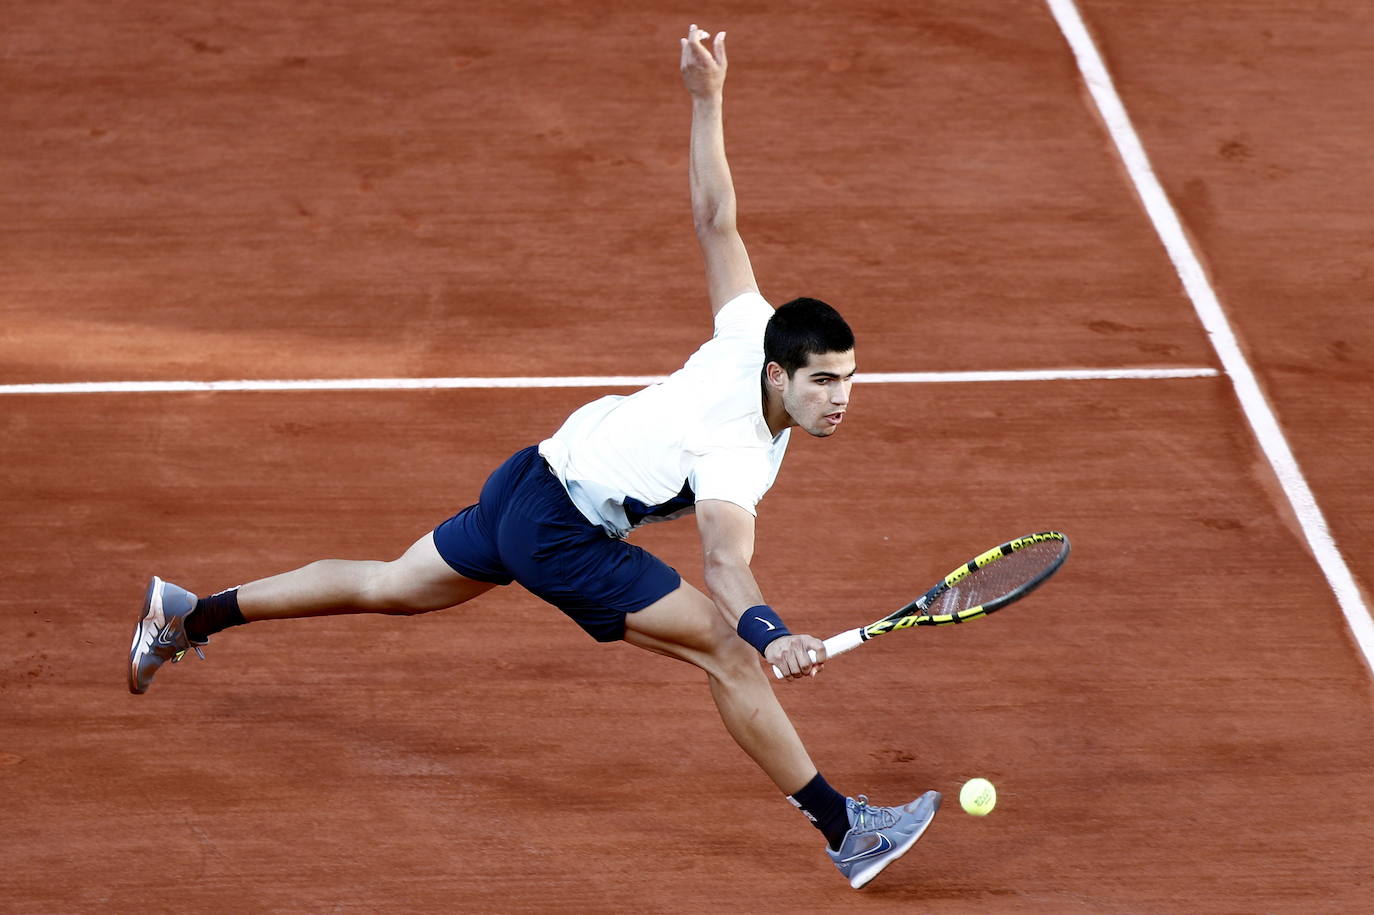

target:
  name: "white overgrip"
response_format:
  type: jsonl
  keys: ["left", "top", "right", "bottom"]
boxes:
{"left": 823, "top": 628, "right": 864, "bottom": 658}
{"left": 771, "top": 627, "right": 864, "bottom": 679}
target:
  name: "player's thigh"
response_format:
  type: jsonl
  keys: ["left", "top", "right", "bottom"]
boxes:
{"left": 623, "top": 579, "right": 757, "bottom": 678}
{"left": 374, "top": 532, "right": 499, "bottom": 612}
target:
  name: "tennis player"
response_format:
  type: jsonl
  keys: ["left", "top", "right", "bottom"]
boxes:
{"left": 128, "top": 24, "right": 939, "bottom": 889}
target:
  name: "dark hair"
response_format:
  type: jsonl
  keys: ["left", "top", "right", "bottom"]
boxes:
{"left": 763, "top": 297, "right": 855, "bottom": 376}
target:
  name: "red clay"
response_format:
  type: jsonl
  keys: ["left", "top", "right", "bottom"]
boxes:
{"left": 3, "top": 2, "right": 1371, "bottom": 912}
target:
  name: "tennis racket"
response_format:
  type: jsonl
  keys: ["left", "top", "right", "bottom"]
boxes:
{"left": 772, "top": 531, "right": 1070, "bottom": 679}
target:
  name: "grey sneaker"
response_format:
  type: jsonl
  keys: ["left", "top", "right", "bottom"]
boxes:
{"left": 827, "top": 791, "right": 941, "bottom": 889}
{"left": 128, "top": 576, "right": 205, "bottom": 694}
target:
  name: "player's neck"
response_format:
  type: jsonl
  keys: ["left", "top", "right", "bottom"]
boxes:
{"left": 761, "top": 372, "right": 793, "bottom": 437}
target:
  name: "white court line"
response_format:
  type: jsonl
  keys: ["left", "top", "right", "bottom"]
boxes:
{"left": 858, "top": 367, "right": 1215, "bottom": 384}
{"left": 1047, "top": 0, "right": 1374, "bottom": 675}
{"left": 0, "top": 366, "right": 1217, "bottom": 395}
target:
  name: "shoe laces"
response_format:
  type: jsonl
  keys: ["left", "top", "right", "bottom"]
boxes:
{"left": 172, "top": 644, "right": 206, "bottom": 664}
{"left": 850, "top": 795, "right": 898, "bottom": 833}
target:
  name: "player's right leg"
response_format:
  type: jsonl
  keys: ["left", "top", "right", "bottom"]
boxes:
{"left": 623, "top": 584, "right": 941, "bottom": 889}
{"left": 623, "top": 579, "right": 820, "bottom": 793}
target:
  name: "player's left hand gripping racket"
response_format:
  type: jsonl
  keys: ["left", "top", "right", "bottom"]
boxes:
{"left": 773, "top": 531, "right": 1070, "bottom": 679}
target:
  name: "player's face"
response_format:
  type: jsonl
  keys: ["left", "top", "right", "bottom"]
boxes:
{"left": 782, "top": 350, "right": 857, "bottom": 437}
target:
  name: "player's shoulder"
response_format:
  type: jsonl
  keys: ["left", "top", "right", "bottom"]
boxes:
{"left": 712, "top": 290, "right": 774, "bottom": 336}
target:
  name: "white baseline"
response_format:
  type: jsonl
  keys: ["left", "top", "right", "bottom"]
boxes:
{"left": 0, "top": 366, "right": 1217, "bottom": 396}
{"left": 1047, "top": 0, "right": 1374, "bottom": 675}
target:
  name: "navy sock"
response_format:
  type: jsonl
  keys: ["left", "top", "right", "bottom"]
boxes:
{"left": 788, "top": 772, "right": 850, "bottom": 850}
{"left": 184, "top": 588, "right": 245, "bottom": 643}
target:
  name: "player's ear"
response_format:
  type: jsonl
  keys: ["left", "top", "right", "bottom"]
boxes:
{"left": 764, "top": 361, "right": 788, "bottom": 390}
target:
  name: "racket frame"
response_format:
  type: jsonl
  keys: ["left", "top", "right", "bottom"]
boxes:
{"left": 772, "top": 531, "right": 1069, "bottom": 679}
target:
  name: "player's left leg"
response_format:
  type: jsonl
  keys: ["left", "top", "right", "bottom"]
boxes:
{"left": 235, "top": 531, "right": 497, "bottom": 621}
{"left": 132, "top": 448, "right": 541, "bottom": 694}
{"left": 129, "top": 533, "right": 498, "bottom": 694}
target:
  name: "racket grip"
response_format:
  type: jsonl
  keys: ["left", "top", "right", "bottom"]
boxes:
{"left": 770, "top": 629, "right": 864, "bottom": 679}
{"left": 822, "top": 628, "right": 865, "bottom": 658}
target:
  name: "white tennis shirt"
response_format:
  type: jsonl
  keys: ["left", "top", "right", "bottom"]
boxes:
{"left": 538, "top": 291, "right": 791, "bottom": 538}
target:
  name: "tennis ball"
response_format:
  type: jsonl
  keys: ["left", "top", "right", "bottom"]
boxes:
{"left": 959, "top": 778, "right": 996, "bottom": 816}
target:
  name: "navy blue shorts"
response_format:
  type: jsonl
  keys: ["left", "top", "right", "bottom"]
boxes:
{"left": 432, "top": 446, "right": 682, "bottom": 642}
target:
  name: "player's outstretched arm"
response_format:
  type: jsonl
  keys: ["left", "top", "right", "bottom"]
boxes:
{"left": 696, "top": 499, "right": 824, "bottom": 680}
{"left": 680, "top": 23, "right": 759, "bottom": 318}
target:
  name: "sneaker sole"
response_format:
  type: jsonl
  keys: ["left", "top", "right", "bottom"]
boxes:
{"left": 127, "top": 576, "right": 162, "bottom": 694}
{"left": 850, "top": 793, "right": 941, "bottom": 890}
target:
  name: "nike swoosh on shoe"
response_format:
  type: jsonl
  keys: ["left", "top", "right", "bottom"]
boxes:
{"left": 839, "top": 833, "right": 893, "bottom": 864}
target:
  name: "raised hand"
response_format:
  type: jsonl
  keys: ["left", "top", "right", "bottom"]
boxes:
{"left": 680, "top": 22, "right": 727, "bottom": 98}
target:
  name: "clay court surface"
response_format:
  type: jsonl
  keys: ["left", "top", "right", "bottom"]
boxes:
{"left": 4, "top": 1, "right": 1373, "bottom": 911}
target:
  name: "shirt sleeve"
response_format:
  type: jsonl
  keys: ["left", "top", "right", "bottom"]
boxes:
{"left": 712, "top": 291, "right": 774, "bottom": 342}
{"left": 689, "top": 448, "right": 773, "bottom": 517}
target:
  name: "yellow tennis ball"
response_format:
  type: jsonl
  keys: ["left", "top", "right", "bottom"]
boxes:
{"left": 960, "top": 778, "right": 996, "bottom": 816}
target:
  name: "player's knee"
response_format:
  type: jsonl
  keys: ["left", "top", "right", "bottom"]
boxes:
{"left": 628, "top": 588, "right": 766, "bottom": 681}
{"left": 699, "top": 618, "right": 764, "bottom": 683}
{"left": 683, "top": 608, "right": 738, "bottom": 655}
{"left": 720, "top": 633, "right": 766, "bottom": 681}
{"left": 659, "top": 608, "right": 750, "bottom": 676}
{"left": 359, "top": 560, "right": 436, "bottom": 615}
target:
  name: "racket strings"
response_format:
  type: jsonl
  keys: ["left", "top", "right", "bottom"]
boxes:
{"left": 925, "top": 540, "right": 1066, "bottom": 615}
